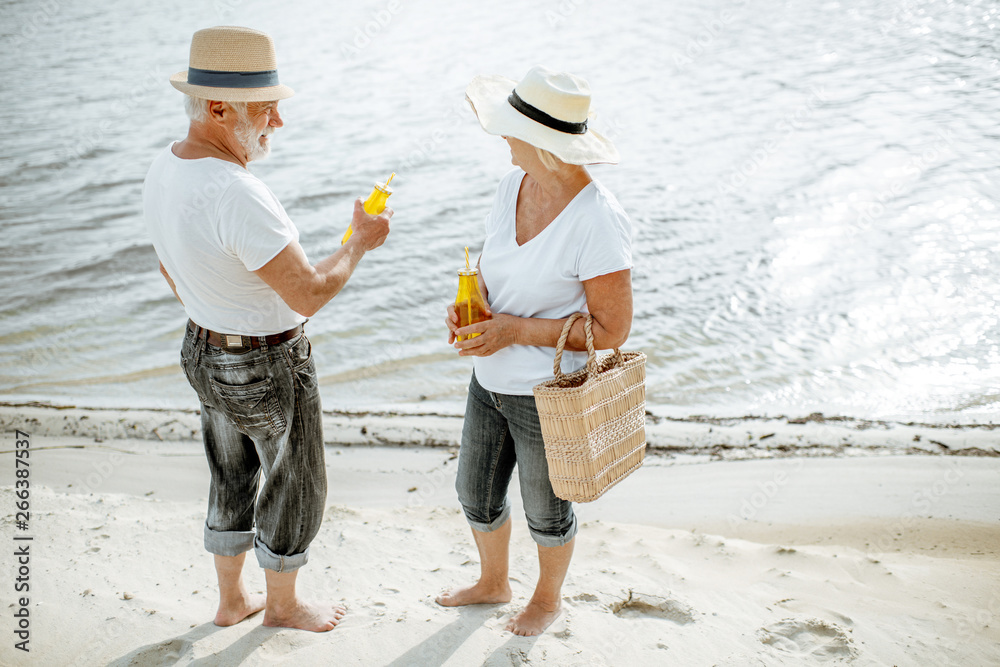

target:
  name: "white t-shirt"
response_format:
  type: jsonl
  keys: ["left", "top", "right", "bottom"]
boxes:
{"left": 143, "top": 143, "right": 306, "bottom": 335}
{"left": 473, "top": 169, "right": 633, "bottom": 395}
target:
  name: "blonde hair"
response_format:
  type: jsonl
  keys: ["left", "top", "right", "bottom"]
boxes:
{"left": 534, "top": 146, "right": 565, "bottom": 172}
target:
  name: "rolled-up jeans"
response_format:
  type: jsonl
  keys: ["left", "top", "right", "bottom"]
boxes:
{"left": 456, "top": 371, "right": 578, "bottom": 547}
{"left": 180, "top": 323, "right": 326, "bottom": 573}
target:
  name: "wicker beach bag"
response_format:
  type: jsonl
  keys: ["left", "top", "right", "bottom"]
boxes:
{"left": 533, "top": 313, "right": 647, "bottom": 503}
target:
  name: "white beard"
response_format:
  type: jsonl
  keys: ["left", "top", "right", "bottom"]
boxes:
{"left": 235, "top": 112, "right": 272, "bottom": 162}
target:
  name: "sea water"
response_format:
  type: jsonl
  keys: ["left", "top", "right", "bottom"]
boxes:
{"left": 1, "top": 0, "right": 997, "bottom": 422}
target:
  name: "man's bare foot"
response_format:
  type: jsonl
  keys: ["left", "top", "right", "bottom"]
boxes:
{"left": 214, "top": 593, "right": 266, "bottom": 627}
{"left": 505, "top": 599, "right": 562, "bottom": 636}
{"left": 436, "top": 581, "right": 512, "bottom": 607}
{"left": 262, "top": 600, "right": 347, "bottom": 632}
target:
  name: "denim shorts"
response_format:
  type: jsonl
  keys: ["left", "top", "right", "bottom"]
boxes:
{"left": 455, "top": 372, "right": 578, "bottom": 547}
{"left": 180, "top": 323, "right": 326, "bottom": 573}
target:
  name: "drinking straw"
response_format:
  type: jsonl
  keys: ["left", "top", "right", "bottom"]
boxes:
{"left": 465, "top": 246, "right": 472, "bottom": 334}
{"left": 385, "top": 172, "right": 395, "bottom": 187}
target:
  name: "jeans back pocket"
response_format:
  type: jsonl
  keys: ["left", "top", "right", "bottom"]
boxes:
{"left": 209, "top": 376, "right": 288, "bottom": 441}
{"left": 285, "top": 335, "right": 318, "bottom": 396}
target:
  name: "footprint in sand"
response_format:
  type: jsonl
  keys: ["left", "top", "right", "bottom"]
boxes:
{"left": 86, "top": 534, "right": 110, "bottom": 549}
{"left": 110, "top": 638, "right": 192, "bottom": 665}
{"left": 757, "top": 617, "right": 856, "bottom": 661}
{"left": 486, "top": 648, "right": 530, "bottom": 667}
{"left": 610, "top": 591, "right": 695, "bottom": 625}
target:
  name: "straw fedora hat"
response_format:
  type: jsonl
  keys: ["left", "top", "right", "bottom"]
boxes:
{"left": 170, "top": 26, "right": 294, "bottom": 102}
{"left": 465, "top": 65, "right": 618, "bottom": 165}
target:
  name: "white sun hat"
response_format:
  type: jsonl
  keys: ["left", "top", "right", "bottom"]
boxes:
{"left": 170, "top": 26, "right": 294, "bottom": 102}
{"left": 465, "top": 65, "right": 619, "bottom": 165}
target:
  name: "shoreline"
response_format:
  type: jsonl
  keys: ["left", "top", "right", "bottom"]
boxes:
{"left": 2, "top": 402, "right": 996, "bottom": 459}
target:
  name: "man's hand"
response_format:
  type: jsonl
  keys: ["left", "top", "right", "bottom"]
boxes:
{"left": 348, "top": 198, "right": 392, "bottom": 251}
{"left": 255, "top": 200, "right": 394, "bottom": 317}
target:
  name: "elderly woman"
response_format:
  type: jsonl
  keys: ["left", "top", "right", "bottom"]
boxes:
{"left": 437, "top": 66, "right": 633, "bottom": 636}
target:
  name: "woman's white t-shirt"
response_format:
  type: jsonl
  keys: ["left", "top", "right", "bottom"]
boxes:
{"left": 473, "top": 168, "right": 633, "bottom": 395}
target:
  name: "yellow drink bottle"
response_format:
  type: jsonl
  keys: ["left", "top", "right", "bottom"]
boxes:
{"left": 455, "top": 267, "right": 491, "bottom": 341}
{"left": 342, "top": 172, "right": 394, "bottom": 245}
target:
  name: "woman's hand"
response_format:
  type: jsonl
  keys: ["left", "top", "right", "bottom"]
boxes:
{"left": 445, "top": 302, "right": 501, "bottom": 346}
{"left": 452, "top": 312, "right": 521, "bottom": 356}
{"left": 445, "top": 303, "right": 460, "bottom": 345}
{"left": 445, "top": 255, "right": 490, "bottom": 345}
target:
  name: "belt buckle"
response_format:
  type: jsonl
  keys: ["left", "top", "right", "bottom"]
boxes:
{"left": 224, "top": 334, "right": 251, "bottom": 352}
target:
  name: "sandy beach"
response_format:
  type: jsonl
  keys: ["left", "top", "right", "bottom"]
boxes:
{"left": 1, "top": 406, "right": 998, "bottom": 666}
{"left": 3, "top": 0, "right": 999, "bottom": 664}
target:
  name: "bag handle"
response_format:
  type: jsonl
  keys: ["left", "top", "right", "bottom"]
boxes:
{"left": 552, "top": 313, "right": 598, "bottom": 379}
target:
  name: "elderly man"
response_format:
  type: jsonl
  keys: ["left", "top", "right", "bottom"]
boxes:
{"left": 144, "top": 26, "right": 391, "bottom": 632}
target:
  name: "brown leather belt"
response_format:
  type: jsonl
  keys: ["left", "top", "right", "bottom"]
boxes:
{"left": 188, "top": 320, "right": 303, "bottom": 351}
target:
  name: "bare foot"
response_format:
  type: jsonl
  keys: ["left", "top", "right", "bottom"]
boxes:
{"left": 505, "top": 599, "right": 562, "bottom": 636}
{"left": 214, "top": 593, "right": 266, "bottom": 627}
{"left": 262, "top": 600, "right": 347, "bottom": 632}
{"left": 436, "top": 581, "right": 512, "bottom": 607}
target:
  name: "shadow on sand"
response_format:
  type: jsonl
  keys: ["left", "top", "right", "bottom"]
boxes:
{"left": 107, "top": 613, "right": 288, "bottom": 666}
{"left": 385, "top": 605, "right": 510, "bottom": 667}
{"left": 109, "top": 604, "right": 542, "bottom": 665}
{"left": 481, "top": 634, "right": 541, "bottom": 666}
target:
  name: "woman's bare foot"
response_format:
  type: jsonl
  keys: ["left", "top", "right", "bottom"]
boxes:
{"left": 505, "top": 599, "right": 562, "bottom": 636}
{"left": 436, "top": 580, "right": 512, "bottom": 607}
{"left": 262, "top": 600, "right": 347, "bottom": 632}
{"left": 214, "top": 592, "right": 266, "bottom": 627}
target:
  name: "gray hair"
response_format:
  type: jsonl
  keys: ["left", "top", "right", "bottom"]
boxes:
{"left": 184, "top": 95, "right": 247, "bottom": 123}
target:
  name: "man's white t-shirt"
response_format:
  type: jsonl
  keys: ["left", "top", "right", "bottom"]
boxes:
{"left": 473, "top": 168, "right": 633, "bottom": 395}
{"left": 143, "top": 143, "right": 306, "bottom": 335}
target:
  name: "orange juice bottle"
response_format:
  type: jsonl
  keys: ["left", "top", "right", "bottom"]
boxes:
{"left": 456, "top": 267, "right": 491, "bottom": 341}
{"left": 342, "top": 173, "right": 394, "bottom": 245}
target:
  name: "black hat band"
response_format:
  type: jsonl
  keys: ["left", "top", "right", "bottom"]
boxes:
{"left": 187, "top": 67, "right": 280, "bottom": 89}
{"left": 507, "top": 90, "right": 588, "bottom": 135}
